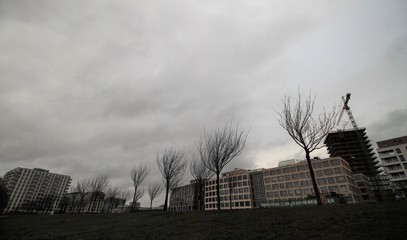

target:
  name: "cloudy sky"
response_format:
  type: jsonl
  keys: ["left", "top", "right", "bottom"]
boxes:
{"left": 1, "top": 0, "right": 406, "bottom": 206}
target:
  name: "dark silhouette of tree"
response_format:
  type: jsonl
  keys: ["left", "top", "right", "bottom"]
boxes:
{"left": 119, "top": 190, "right": 132, "bottom": 213}
{"left": 88, "top": 173, "right": 109, "bottom": 212}
{"left": 76, "top": 178, "right": 91, "bottom": 213}
{"left": 157, "top": 148, "right": 186, "bottom": 211}
{"left": 105, "top": 186, "right": 120, "bottom": 213}
{"left": 0, "top": 178, "right": 9, "bottom": 214}
{"left": 130, "top": 165, "right": 149, "bottom": 211}
{"left": 198, "top": 123, "right": 248, "bottom": 210}
{"left": 147, "top": 182, "right": 162, "bottom": 210}
{"left": 277, "top": 91, "right": 337, "bottom": 205}
{"left": 190, "top": 155, "right": 213, "bottom": 210}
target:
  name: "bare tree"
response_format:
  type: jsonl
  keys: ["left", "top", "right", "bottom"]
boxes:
{"left": 88, "top": 173, "right": 110, "bottom": 211}
{"left": 190, "top": 155, "right": 213, "bottom": 210}
{"left": 130, "top": 165, "right": 149, "bottom": 211}
{"left": 198, "top": 123, "right": 248, "bottom": 210}
{"left": 157, "top": 148, "right": 187, "bottom": 211}
{"left": 147, "top": 182, "right": 162, "bottom": 210}
{"left": 76, "top": 178, "right": 91, "bottom": 213}
{"left": 277, "top": 91, "right": 337, "bottom": 205}
{"left": 105, "top": 186, "right": 120, "bottom": 213}
{"left": 118, "top": 190, "right": 132, "bottom": 213}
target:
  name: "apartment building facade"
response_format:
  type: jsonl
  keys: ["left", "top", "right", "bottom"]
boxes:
{"left": 376, "top": 135, "right": 407, "bottom": 197}
{"left": 205, "top": 169, "right": 253, "bottom": 210}
{"left": 3, "top": 168, "right": 71, "bottom": 214}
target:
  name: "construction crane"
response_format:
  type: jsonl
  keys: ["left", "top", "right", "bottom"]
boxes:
{"left": 337, "top": 93, "right": 358, "bottom": 129}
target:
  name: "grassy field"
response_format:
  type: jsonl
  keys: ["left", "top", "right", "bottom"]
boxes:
{"left": 1, "top": 201, "right": 407, "bottom": 240}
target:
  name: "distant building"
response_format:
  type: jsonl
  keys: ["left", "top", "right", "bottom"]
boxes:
{"left": 262, "top": 157, "right": 362, "bottom": 204}
{"left": 3, "top": 168, "right": 71, "bottom": 214}
{"left": 376, "top": 135, "right": 407, "bottom": 198}
{"left": 169, "top": 180, "right": 200, "bottom": 211}
{"left": 103, "top": 197, "right": 126, "bottom": 213}
{"left": 64, "top": 192, "right": 105, "bottom": 214}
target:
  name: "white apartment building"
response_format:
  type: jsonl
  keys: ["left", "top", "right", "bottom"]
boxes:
{"left": 3, "top": 168, "right": 71, "bottom": 214}
{"left": 376, "top": 136, "right": 407, "bottom": 194}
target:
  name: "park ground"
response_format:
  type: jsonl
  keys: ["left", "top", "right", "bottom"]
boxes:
{"left": 1, "top": 200, "right": 407, "bottom": 240}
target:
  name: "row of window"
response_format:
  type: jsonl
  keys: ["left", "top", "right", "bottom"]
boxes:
{"left": 206, "top": 201, "right": 251, "bottom": 209}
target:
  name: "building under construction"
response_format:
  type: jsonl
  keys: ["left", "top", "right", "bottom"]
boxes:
{"left": 324, "top": 93, "right": 391, "bottom": 201}
{"left": 324, "top": 128, "right": 379, "bottom": 177}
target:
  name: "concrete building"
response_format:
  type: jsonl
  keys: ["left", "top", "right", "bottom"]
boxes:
{"left": 205, "top": 169, "right": 253, "bottom": 210}
{"left": 376, "top": 135, "right": 407, "bottom": 198}
{"left": 353, "top": 173, "right": 375, "bottom": 201}
{"left": 3, "top": 167, "right": 71, "bottom": 214}
{"left": 262, "top": 157, "right": 362, "bottom": 204}
{"left": 169, "top": 181, "right": 200, "bottom": 211}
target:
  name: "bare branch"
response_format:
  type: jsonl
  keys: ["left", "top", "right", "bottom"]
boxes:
{"left": 277, "top": 90, "right": 338, "bottom": 205}
{"left": 198, "top": 122, "right": 248, "bottom": 210}
{"left": 156, "top": 148, "right": 186, "bottom": 211}
{"left": 147, "top": 182, "right": 162, "bottom": 210}
{"left": 130, "top": 165, "right": 149, "bottom": 211}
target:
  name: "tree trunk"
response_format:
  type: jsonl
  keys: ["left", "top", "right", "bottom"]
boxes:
{"left": 163, "top": 183, "right": 169, "bottom": 211}
{"left": 216, "top": 170, "right": 221, "bottom": 210}
{"left": 305, "top": 149, "right": 323, "bottom": 205}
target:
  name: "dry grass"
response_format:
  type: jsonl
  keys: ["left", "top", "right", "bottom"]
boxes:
{"left": 1, "top": 201, "right": 406, "bottom": 240}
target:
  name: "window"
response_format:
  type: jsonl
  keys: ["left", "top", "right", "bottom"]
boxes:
{"left": 238, "top": 176, "right": 242, "bottom": 181}
{"left": 286, "top": 182, "right": 293, "bottom": 189}
{"left": 245, "top": 201, "right": 250, "bottom": 206}
{"left": 317, "top": 178, "right": 327, "bottom": 185}
{"left": 279, "top": 183, "right": 285, "bottom": 189}
{"left": 283, "top": 168, "right": 290, "bottom": 174}
{"left": 396, "top": 148, "right": 401, "bottom": 154}
{"left": 327, "top": 177, "right": 335, "bottom": 184}
{"left": 339, "top": 185, "right": 348, "bottom": 192}
{"left": 300, "top": 173, "right": 306, "bottom": 179}
{"left": 272, "top": 184, "right": 279, "bottom": 190}
{"left": 316, "top": 170, "right": 323, "bottom": 177}
{"left": 323, "top": 169, "right": 334, "bottom": 175}
{"left": 291, "top": 174, "right": 299, "bottom": 180}
{"left": 243, "top": 175, "right": 248, "bottom": 180}
{"left": 285, "top": 175, "right": 291, "bottom": 181}
{"left": 297, "top": 165, "right": 305, "bottom": 171}
{"left": 278, "top": 176, "right": 284, "bottom": 181}
{"left": 266, "top": 192, "right": 273, "bottom": 198}
{"left": 399, "top": 155, "right": 406, "bottom": 162}
{"left": 280, "top": 191, "right": 288, "bottom": 197}
{"left": 330, "top": 159, "right": 340, "bottom": 166}
{"left": 320, "top": 187, "right": 328, "bottom": 193}
{"left": 313, "top": 162, "right": 322, "bottom": 169}
{"left": 334, "top": 168, "right": 342, "bottom": 174}
{"left": 336, "top": 176, "right": 346, "bottom": 183}
{"left": 322, "top": 161, "right": 330, "bottom": 167}
{"left": 327, "top": 186, "right": 338, "bottom": 193}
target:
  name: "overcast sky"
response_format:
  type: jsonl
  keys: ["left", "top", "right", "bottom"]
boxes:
{"left": 1, "top": 0, "right": 406, "bottom": 207}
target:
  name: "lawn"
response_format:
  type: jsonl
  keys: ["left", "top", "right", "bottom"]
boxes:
{"left": 1, "top": 201, "right": 406, "bottom": 240}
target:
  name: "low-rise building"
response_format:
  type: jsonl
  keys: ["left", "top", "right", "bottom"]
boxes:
{"left": 262, "top": 157, "right": 361, "bottom": 204}
{"left": 169, "top": 181, "right": 199, "bottom": 211}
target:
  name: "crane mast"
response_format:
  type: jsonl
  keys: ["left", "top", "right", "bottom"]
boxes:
{"left": 337, "top": 93, "right": 358, "bottom": 129}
